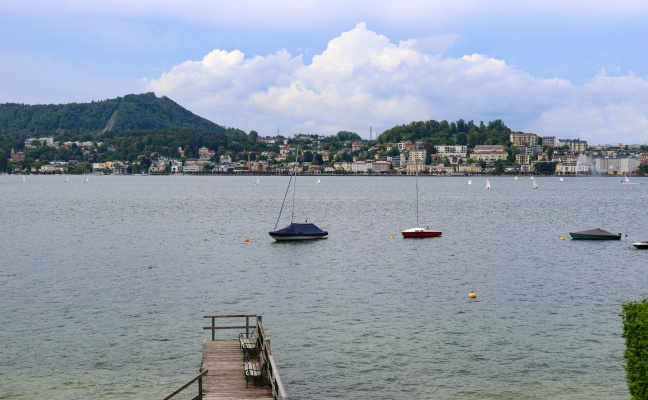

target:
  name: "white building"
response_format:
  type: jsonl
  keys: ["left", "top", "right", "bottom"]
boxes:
{"left": 594, "top": 157, "right": 639, "bottom": 174}
{"left": 435, "top": 145, "right": 467, "bottom": 158}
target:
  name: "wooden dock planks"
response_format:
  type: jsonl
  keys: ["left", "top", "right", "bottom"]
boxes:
{"left": 201, "top": 339, "right": 274, "bottom": 400}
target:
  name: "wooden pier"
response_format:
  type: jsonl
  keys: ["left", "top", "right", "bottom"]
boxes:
{"left": 164, "top": 314, "right": 287, "bottom": 400}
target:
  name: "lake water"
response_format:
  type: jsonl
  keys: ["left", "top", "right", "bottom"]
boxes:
{"left": 1, "top": 174, "right": 646, "bottom": 399}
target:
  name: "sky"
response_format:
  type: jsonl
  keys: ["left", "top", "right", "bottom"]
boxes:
{"left": 2, "top": 1, "right": 648, "bottom": 144}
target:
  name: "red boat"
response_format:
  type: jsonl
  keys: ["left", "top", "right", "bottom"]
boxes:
{"left": 402, "top": 227, "right": 442, "bottom": 238}
{"left": 402, "top": 166, "right": 442, "bottom": 239}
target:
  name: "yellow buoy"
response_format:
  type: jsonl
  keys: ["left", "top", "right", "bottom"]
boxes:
{"left": 560, "top": 236, "right": 565, "bottom": 241}
{"left": 468, "top": 291, "right": 476, "bottom": 299}
{"left": 244, "top": 238, "right": 250, "bottom": 243}
{"left": 390, "top": 235, "right": 395, "bottom": 239}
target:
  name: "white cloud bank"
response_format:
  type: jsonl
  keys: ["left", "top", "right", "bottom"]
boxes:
{"left": 144, "top": 23, "right": 648, "bottom": 144}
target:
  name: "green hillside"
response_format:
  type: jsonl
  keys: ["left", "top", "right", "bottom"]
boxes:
{"left": 0, "top": 92, "right": 242, "bottom": 139}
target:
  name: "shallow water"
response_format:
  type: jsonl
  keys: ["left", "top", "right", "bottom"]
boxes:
{"left": 1, "top": 174, "right": 645, "bottom": 399}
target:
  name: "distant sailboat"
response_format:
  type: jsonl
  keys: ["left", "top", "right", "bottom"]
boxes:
{"left": 622, "top": 175, "right": 630, "bottom": 184}
{"left": 532, "top": 179, "right": 538, "bottom": 189}
{"left": 402, "top": 167, "right": 442, "bottom": 238}
{"left": 84, "top": 177, "right": 89, "bottom": 183}
{"left": 560, "top": 177, "right": 564, "bottom": 182}
{"left": 21, "top": 176, "right": 25, "bottom": 183}
{"left": 468, "top": 179, "right": 472, "bottom": 185}
{"left": 316, "top": 178, "right": 321, "bottom": 184}
{"left": 65, "top": 175, "right": 69, "bottom": 183}
{"left": 515, "top": 176, "right": 518, "bottom": 180}
{"left": 255, "top": 178, "right": 259, "bottom": 185}
{"left": 485, "top": 179, "right": 491, "bottom": 190}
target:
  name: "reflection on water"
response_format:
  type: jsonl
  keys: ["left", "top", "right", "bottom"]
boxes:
{"left": 1, "top": 174, "right": 644, "bottom": 399}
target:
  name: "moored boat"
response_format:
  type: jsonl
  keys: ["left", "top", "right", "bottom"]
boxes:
{"left": 402, "top": 165, "right": 442, "bottom": 239}
{"left": 269, "top": 145, "right": 327, "bottom": 241}
{"left": 269, "top": 222, "right": 328, "bottom": 241}
{"left": 632, "top": 242, "right": 648, "bottom": 249}
{"left": 402, "top": 227, "right": 442, "bottom": 238}
{"left": 569, "top": 228, "right": 621, "bottom": 240}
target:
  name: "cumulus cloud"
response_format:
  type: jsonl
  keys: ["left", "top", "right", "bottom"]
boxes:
{"left": 145, "top": 23, "right": 648, "bottom": 144}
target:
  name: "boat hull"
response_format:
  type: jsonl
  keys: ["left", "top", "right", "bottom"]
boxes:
{"left": 570, "top": 234, "right": 620, "bottom": 240}
{"left": 402, "top": 228, "right": 442, "bottom": 238}
{"left": 269, "top": 222, "right": 328, "bottom": 241}
{"left": 633, "top": 242, "right": 648, "bottom": 249}
{"left": 269, "top": 234, "right": 327, "bottom": 241}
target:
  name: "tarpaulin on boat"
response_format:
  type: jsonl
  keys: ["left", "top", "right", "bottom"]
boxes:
{"left": 269, "top": 222, "right": 328, "bottom": 238}
{"left": 569, "top": 228, "right": 621, "bottom": 240}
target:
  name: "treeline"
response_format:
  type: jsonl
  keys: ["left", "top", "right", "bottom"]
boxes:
{"left": 378, "top": 119, "right": 514, "bottom": 148}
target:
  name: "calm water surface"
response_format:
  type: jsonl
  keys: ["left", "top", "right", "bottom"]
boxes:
{"left": 1, "top": 174, "right": 647, "bottom": 399}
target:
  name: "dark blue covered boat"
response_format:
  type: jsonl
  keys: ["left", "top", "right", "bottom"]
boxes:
{"left": 269, "top": 222, "right": 328, "bottom": 241}
{"left": 270, "top": 145, "right": 327, "bottom": 241}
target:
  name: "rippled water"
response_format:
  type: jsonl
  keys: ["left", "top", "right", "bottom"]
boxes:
{"left": 1, "top": 174, "right": 646, "bottom": 399}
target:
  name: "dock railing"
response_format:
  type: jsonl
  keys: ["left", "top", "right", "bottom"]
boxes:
{"left": 203, "top": 314, "right": 288, "bottom": 400}
{"left": 162, "top": 369, "right": 208, "bottom": 400}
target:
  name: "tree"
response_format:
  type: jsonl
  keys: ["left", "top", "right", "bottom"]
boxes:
{"left": 492, "top": 159, "right": 506, "bottom": 174}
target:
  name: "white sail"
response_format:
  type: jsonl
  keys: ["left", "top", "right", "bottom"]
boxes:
{"left": 532, "top": 179, "right": 538, "bottom": 189}
{"left": 485, "top": 179, "right": 491, "bottom": 190}
{"left": 468, "top": 179, "right": 472, "bottom": 185}
{"left": 317, "top": 179, "right": 321, "bottom": 184}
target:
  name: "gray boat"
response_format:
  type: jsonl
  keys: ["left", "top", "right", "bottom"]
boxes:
{"left": 569, "top": 228, "right": 621, "bottom": 240}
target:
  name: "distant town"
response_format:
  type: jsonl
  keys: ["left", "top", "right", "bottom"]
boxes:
{"left": 7, "top": 133, "right": 648, "bottom": 176}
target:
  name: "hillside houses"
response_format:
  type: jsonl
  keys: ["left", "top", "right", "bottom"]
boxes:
{"left": 6, "top": 130, "right": 648, "bottom": 176}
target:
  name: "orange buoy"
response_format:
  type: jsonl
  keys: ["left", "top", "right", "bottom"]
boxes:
{"left": 468, "top": 291, "right": 477, "bottom": 299}
{"left": 390, "top": 235, "right": 395, "bottom": 239}
{"left": 560, "top": 236, "right": 565, "bottom": 241}
{"left": 244, "top": 238, "right": 250, "bottom": 243}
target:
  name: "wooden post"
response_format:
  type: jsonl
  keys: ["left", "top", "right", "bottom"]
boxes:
{"left": 211, "top": 317, "right": 215, "bottom": 341}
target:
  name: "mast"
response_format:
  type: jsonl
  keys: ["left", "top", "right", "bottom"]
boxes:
{"left": 415, "top": 163, "right": 419, "bottom": 226}
{"left": 273, "top": 143, "right": 299, "bottom": 231}
{"left": 291, "top": 144, "right": 299, "bottom": 223}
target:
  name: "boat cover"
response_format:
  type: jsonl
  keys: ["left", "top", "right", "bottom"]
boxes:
{"left": 570, "top": 228, "right": 620, "bottom": 237}
{"left": 269, "top": 223, "right": 328, "bottom": 237}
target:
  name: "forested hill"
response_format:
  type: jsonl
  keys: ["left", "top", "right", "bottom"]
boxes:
{"left": 378, "top": 119, "right": 513, "bottom": 147}
{"left": 0, "top": 92, "right": 243, "bottom": 140}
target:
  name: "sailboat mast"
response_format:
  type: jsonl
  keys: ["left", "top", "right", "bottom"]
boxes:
{"left": 273, "top": 143, "right": 299, "bottom": 231}
{"left": 415, "top": 165, "right": 419, "bottom": 226}
{"left": 291, "top": 144, "right": 300, "bottom": 223}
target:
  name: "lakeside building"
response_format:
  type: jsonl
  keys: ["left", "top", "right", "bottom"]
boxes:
{"left": 456, "top": 164, "right": 483, "bottom": 174}
{"left": 435, "top": 145, "right": 467, "bottom": 158}
{"left": 556, "top": 163, "right": 591, "bottom": 175}
{"left": 406, "top": 161, "right": 426, "bottom": 174}
{"left": 470, "top": 145, "right": 507, "bottom": 164}
{"left": 351, "top": 161, "right": 370, "bottom": 174}
{"left": 594, "top": 157, "right": 640, "bottom": 175}
{"left": 372, "top": 161, "right": 391, "bottom": 174}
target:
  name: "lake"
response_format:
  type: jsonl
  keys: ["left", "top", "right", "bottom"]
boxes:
{"left": 1, "top": 174, "right": 646, "bottom": 399}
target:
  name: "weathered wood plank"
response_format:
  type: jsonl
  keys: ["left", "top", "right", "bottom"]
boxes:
{"left": 201, "top": 339, "right": 273, "bottom": 399}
